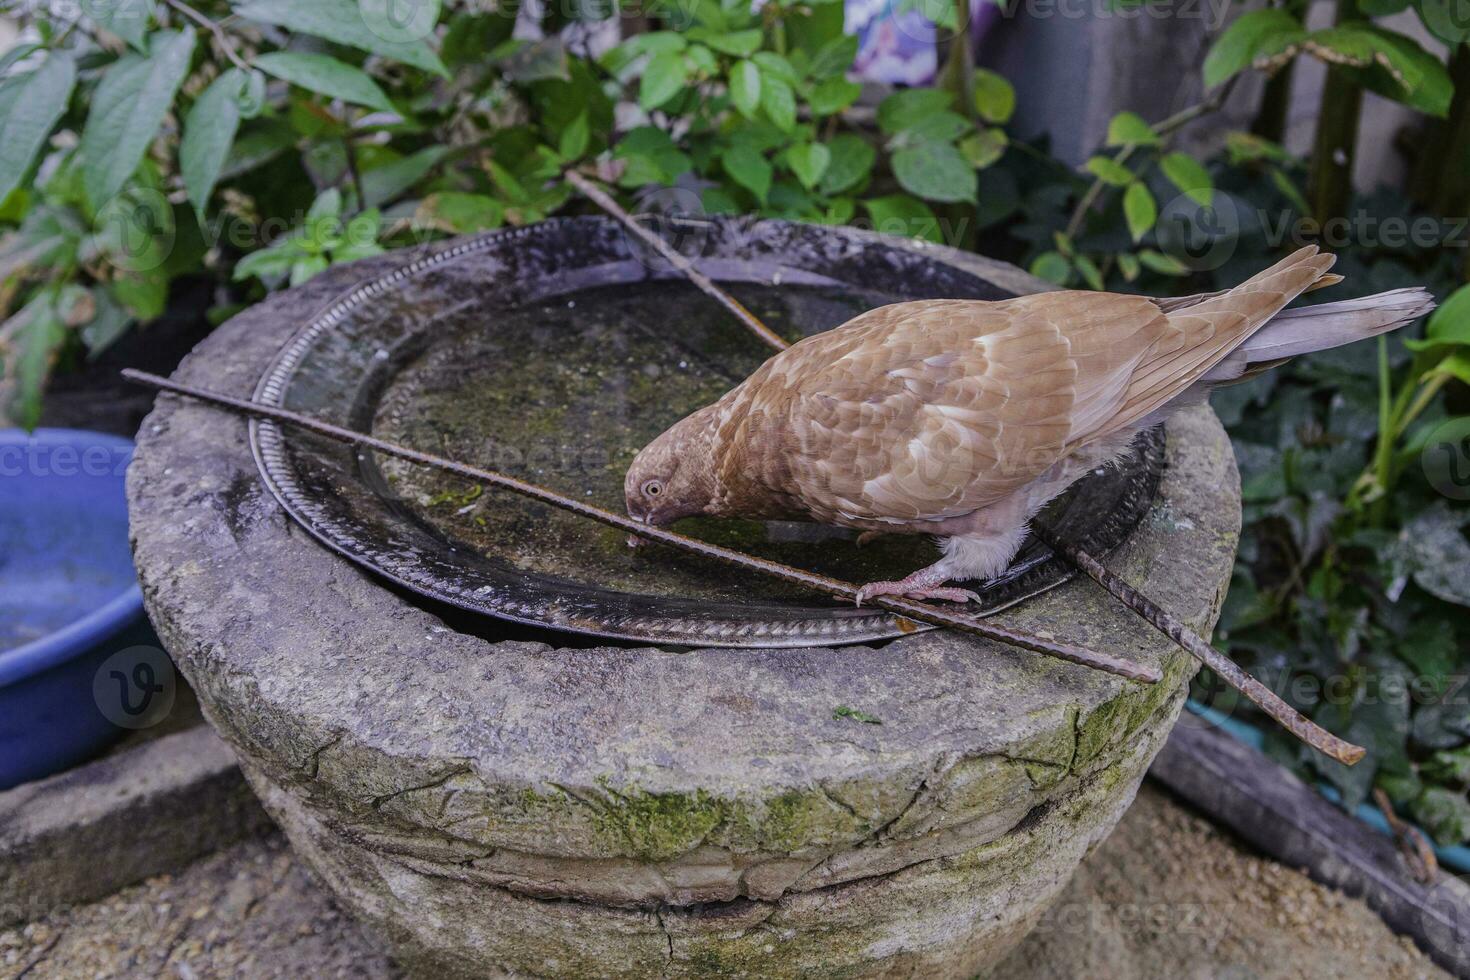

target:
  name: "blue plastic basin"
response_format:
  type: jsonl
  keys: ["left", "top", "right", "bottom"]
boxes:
{"left": 0, "top": 428, "right": 147, "bottom": 789}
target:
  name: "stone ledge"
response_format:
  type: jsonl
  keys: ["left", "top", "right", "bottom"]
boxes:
{"left": 0, "top": 725, "right": 271, "bottom": 927}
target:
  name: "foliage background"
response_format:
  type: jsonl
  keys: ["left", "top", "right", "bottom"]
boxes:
{"left": 2, "top": 0, "right": 1468, "bottom": 845}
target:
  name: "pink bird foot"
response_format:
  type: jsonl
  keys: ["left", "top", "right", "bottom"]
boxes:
{"left": 854, "top": 573, "right": 981, "bottom": 607}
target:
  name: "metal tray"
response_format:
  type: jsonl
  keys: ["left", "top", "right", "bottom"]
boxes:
{"left": 250, "top": 216, "right": 1164, "bottom": 647}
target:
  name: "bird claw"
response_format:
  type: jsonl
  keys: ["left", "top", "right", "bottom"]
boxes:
{"left": 854, "top": 581, "right": 981, "bottom": 607}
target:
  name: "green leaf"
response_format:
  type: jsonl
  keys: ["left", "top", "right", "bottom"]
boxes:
{"left": 0, "top": 53, "right": 76, "bottom": 206}
{"left": 291, "top": 253, "right": 329, "bottom": 285}
{"left": 234, "top": 0, "right": 447, "bottom": 76}
{"left": 84, "top": 0, "right": 155, "bottom": 51}
{"left": 1202, "top": 9, "right": 1306, "bottom": 88}
{"left": 558, "top": 112, "right": 590, "bottom": 160}
{"left": 1423, "top": 745, "right": 1470, "bottom": 784}
{"left": 81, "top": 285, "right": 134, "bottom": 356}
{"left": 255, "top": 52, "right": 396, "bottom": 113}
{"left": 500, "top": 37, "right": 570, "bottom": 83}
{"left": 415, "top": 192, "right": 504, "bottom": 233}
{"left": 1405, "top": 283, "right": 1470, "bottom": 351}
{"left": 877, "top": 88, "right": 953, "bottom": 135}
{"left": 625, "top": 31, "right": 688, "bottom": 57}
{"left": 860, "top": 194, "right": 941, "bottom": 243}
{"left": 1123, "top": 181, "right": 1157, "bottom": 242}
{"left": 1402, "top": 504, "right": 1470, "bottom": 606}
{"left": 1138, "top": 248, "right": 1189, "bottom": 275}
{"left": 786, "top": 142, "right": 831, "bottom": 190}
{"left": 807, "top": 77, "right": 861, "bottom": 116}
{"left": 111, "top": 269, "right": 167, "bottom": 319}
{"left": 220, "top": 120, "right": 296, "bottom": 180}
{"left": 1302, "top": 25, "right": 1381, "bottom": 67}
{"left": 1159, "top": 152, "right": 1213, "bottom": 205}
{"left": 701, "top": 186, "right": 741, "bottom": 213}
{"left": 1085, "top": 155, "right": 1134, "bottom": 186}
{"left": 4, "top": 291, "right": 67, "bottom": 430}
{"left": 1356, "top": 26, "right": 1454, "bottom": 116}
{"left": 808, "top": 35, "right": 858, "bottom": 78}
{"left": 1117, "top": 252, "right": 1141, "bottom": 282}
{"left": 959, "top": 128, "right": 1007, "bottom": 169}
{"left": 81, "top": 31, "right": 195, "bottom": 212}
{"left": 722, "top": 144, "right": 772, "bottom": 202}
{"left": 1105, "top": 111, "right": 1160, "bottom": 147}
{"left": 760, "top": 73, "right": 797, "bottom": 131}
{"left": 703, "top": 29, "right": 763, "bottom": 57}
{"left": 832, "top": 705, "right": 882, "bottom": 724}
{"left": 181, "top": 68, "right": 245, "bottom": 221}
{"left": 613, "top": 126, "right": 690, "bottom": 186}
{"left": 1030, "top": 251, "right": 1071, "bottom": 286}
{"left": 891, "top": 141, "right": 977, "bottom": 203}
{"left": 1411, "top": 786, "right": 1470, "bottom": 846}
{"left": 0, "top": 43, "right": 42, "bottom": 77}
{"left": 1074, "top": 254, "right": 1104, "bottom": 291}
{"left": 899, "top": 110, "right": 971, "bottom": 144}
{"left": 728, "top": 59, "right": 761, "bottom": 117}
{"left": 971, "top": 68, "right": 1015, "bottom": 124}
{"left": 639, "top": 51, "right": 689, "bottom": 110}
{"left": 360, "top": 146, "right": 448, "bottom": 207}
{"left": 752, "top": 52, "right": 798, "bottom": 83}
{"left": 817, "top": 133, "right": 875, "bottom": 195}
{"left": 1429, "top": 350, "right": 1470, "bottom": 385}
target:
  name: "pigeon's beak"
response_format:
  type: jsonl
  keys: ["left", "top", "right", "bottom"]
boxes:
{"left": 626, "top": 513, "right": 648, "bottom": 549}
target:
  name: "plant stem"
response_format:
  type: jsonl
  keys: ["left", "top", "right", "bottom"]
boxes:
{"left": 121, "top": 369, "right": 1161, "bottom": 683}
{"left": 1063, "top": 82, "right": 1235, "bottom": 241}
{"left": 163, "top": 0, "right": 251, "bottom": 71}
{"left": 1423, "top": 44, "right": 1470, "bottom": 219}
{"left": 1251, "top": 59, "right": 1295, "bottom": 144}
{"left": 1307, "top": 0, "right": 1363, "bottom": 226}
{"left": 938, "top": 0, "right": 973, "bottom": 119}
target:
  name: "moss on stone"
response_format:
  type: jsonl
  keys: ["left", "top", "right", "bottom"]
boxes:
{"left": 591, "top": 781, "right": 731, "bottom": 862}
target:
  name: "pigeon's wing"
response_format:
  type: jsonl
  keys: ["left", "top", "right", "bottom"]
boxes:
{"left": 714, "top": 246, "right": 1335, "bottom": 528}
{"left": 731, "top": 293, "right": 1168, "bottom": 525}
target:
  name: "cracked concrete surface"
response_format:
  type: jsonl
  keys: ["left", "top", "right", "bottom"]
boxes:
{"left": 127, "top": 225, "right": 1241, "bottom": 976}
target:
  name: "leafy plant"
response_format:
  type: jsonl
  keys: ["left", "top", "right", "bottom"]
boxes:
{"left": 0, "top": 0, "right": 1018, "bottom": 424}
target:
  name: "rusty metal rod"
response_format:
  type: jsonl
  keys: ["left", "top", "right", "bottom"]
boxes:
{"left": 1033, "top": 527, "right": 1365, "bottom": 765}
{"left": 121, "top": 368, "right": 1160, "bottom": 684}
{"left": 563, "top": 177, "right": 1364, "bottom": 765}
{"left": 564, "top": 171, "right": 790, "bottom": 353}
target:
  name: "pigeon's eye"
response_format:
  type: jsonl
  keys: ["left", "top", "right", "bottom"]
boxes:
{"left": 642, "top": 480, "right": 663, "bottom": 498}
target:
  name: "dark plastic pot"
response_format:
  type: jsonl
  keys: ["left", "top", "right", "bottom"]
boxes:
{"left": 0, "top": 428, "right": 147, "bottom": 790}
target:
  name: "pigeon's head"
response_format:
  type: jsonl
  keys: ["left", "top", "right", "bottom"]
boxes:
{"left": 625, "top": 407, "right": 720, "bottom": 531}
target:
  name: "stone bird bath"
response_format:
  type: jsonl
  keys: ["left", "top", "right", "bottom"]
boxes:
{"left": 127, "top": 219, "right": 1240, "bottom": 977}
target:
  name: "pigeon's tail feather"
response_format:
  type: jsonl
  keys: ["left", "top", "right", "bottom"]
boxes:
{"left": 1200, "top": 286, "right": 1435, "bottom": 383}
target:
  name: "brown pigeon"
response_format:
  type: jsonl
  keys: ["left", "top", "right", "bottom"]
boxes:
{"left": 624, "top": 246, "right": 1432, "bottom": 604}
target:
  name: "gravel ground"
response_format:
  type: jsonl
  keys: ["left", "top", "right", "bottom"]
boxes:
{"left": 0, "top": 784, "right": 1448, "bottom": 980}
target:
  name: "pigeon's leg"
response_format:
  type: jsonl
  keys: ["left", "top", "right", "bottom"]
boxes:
{"left": 853, "top": 565, "right": 981, "bottom": 606}
{"left": 853, "top": 525, "right": 1030, "bottom": 607}
{"left": 854, "top": 530, "right": 887, "bottom": 548}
